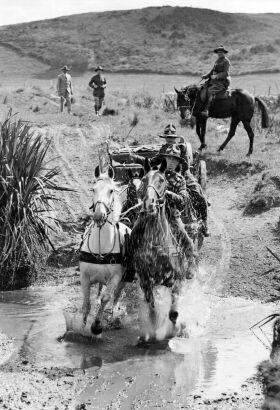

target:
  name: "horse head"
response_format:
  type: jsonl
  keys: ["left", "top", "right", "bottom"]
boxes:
{"left": 127, "top": 167, "right": 144, "bottom": 205}
{"left": 90, "top": 165, "right": 118, "bottom": 226}
{"left": 175, "top": 85, "right": 197, "bottom": 119}
{"left": 139, "top": 158, "right": 167, "bottom": 215}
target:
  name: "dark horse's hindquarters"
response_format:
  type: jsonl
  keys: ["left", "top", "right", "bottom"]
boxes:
{"left": 175, "top": 86, "right": 269, "bottom": 156}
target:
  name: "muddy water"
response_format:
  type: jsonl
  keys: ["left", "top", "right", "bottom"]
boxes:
{"left": 0, "top": 284, "right": 277, "bottom": 405}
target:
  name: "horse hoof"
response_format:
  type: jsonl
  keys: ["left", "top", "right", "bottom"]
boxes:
{"left": 169, "top": 310, "right": 179, "bottom": 325}
{"left": 246, "top": 152, "right": 252, "bottom": 157}
{"left": 91, "top": 319, "right": 103, "bottom": 335}
{"left": 199, "top": 144, "right": 207, "bottom": 151}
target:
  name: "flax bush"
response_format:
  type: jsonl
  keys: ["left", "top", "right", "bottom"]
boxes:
{"left": 0, "top": 111, "right": 70, "bottom": 290}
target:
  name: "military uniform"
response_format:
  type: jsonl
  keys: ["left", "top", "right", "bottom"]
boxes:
{"left": 201, "top": 45, "right": 231, "bottom": 117}
{"left": 57, "top": 66, "right": 73, "bottom": 113}
{"left": 131, "top": 143, "right": 208, "bottom": 234}
{"left": 204, "top": 55, "right": 231, "bottom": 95}
{"left": 89, "top": 66, "right": 106, "bottom": 115}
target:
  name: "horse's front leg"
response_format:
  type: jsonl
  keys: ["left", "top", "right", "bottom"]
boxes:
{"left": 169, "top": 281, "right": 180, "bottom": 325}
{"left": 80, "top": 265, "right": 91, "bottom": 325}
{"left": 112, "top": 279, "right": 126, "bottom": 311}
{"left": 197, "top": 118, "right": 208, "bottom": 151}
{"left": 218, "top": 118, "right": 239, "bottom": 153}
{"left": 91, "top": 270, "right": 122, "bottom": 335}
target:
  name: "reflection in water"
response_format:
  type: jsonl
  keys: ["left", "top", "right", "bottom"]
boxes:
{"left": 0, "top": 286, "right": 276, "bottom": 400}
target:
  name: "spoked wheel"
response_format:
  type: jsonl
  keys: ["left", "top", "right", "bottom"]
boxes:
{"left": 185, "top": 142, "right": 193, "bottom": 168}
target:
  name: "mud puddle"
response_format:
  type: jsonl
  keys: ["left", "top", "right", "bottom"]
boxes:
{"left": 0, "top": 286, "right": 277, "bottom": 406}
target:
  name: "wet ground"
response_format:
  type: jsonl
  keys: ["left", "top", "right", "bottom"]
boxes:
{"left": 0, "top": 281, "right": 277, "bottom": 409}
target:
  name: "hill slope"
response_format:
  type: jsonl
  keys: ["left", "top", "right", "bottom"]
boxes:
{"left": 0, "top": 6, "right": 280, "bottom": 75}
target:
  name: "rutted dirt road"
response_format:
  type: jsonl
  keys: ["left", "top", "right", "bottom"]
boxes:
{"left": 1, "top": 80, "right": 280, "bottom": 409}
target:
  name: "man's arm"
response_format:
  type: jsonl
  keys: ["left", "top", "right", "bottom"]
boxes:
{"left": 88, "top": 76, "right": 96, "bottom": 89}
{"left": 215, "top": 60, "right": 230, "bottom": 80}
{"left": 166, "top": 179, "right": 188, "bottom": 211}
{"left": 129, "top": 153, "right": 162, "bottom": 167}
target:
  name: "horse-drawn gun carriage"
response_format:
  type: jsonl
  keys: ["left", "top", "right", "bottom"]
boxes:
{"left": 78, "top": 140, "right": 208, "bottom": 337}
{"left": 108, "top": 142, "right": 207, "bottom": 192}
{"left": 106, "top": 140, "right": 208, "bottom": 251}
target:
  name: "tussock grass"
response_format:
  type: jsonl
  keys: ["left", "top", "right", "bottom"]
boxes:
{"left": 132, "top": 92, "right": 154, "bottom": 109}
{"left": 244, "top": 172, "right": 280, "bottom": 215}
{"left": 0, "top": 110, "right": 71, "bottom": 290}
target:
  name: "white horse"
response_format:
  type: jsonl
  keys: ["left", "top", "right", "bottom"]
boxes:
{"left": 80, "top": 165, "right": 131, "bottom": 335}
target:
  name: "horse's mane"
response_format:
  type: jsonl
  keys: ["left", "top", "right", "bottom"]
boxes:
{"left": 93, "top": 174, "right": 122, "bottom": 223}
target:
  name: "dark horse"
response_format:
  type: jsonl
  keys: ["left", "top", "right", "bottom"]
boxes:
{"left": 175, "top": 85, "right": 269, "bottom": 156}
{"left": 121, "top": 168, "right": 144, "bottom": 228}
{"left": 129, "top": 158, "right": 192, "bottom": 337}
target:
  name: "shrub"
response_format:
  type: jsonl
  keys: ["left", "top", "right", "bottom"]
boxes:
{"left": 102, "top": 107, "right": 119, "bottom": 116}
{"left": 163, "top": 92, "right": 176, "bottom": 112}
{"left": 132, "top": 92, "right": 154, "bottom": 109}
{"left": 0, "top": 111, "right": 71, "bottom": 290}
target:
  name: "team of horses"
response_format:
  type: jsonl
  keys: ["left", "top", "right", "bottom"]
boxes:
{"left": 79, "top": 159, "right": 196, "bottom": 337}
{"left": 79, "top": 82, "right": 270, "bottom": 338}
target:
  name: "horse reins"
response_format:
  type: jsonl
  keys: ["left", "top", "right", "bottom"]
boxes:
{"left": 146, "top": 180, "right": 167, "bottom": 208}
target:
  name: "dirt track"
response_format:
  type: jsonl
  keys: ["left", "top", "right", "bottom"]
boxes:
{"left": 1, "top": 79, "right": 280, "bottom": 409}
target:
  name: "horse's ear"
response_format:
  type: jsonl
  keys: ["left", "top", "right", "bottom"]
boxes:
{"left": 174, "top": 87, "right": 179, "bottom": 94}
{"left": 159, "top": 157, "right": 167, "bottom": 173}
{"left": 108, "top": 166, "right": 114, "bottom": 179}
{"left": 95, "top": 165, "right": 100, "bottom": 178}
{"left": 128, "top": 168, "right": 133, "bottom": 179}
{"left": 144, "top": 157, "right": 151, "bottom": 173}
{"left": 139, "top": 168, "right": 145, "bottom": 178}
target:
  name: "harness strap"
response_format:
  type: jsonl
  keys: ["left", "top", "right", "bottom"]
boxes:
{"left": 80, "top": 251, "right": 122, "bottom": 264}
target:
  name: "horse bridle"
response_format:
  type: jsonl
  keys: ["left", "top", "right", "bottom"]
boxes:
{"left": 177, "top": 87, "right": 198, "bottom": 117}
{"left": 90, "top": 194, "right": 115, "bottom": 225}
{"left": 146, "top": 178, "right": 167, "bottom": 209}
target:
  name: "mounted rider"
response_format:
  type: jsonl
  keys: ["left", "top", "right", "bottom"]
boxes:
{"left": 200, "top": 45, "right": 231, "bottom": 117}
{"left": 130, "top": 124, "right": 209, "bottom": 236}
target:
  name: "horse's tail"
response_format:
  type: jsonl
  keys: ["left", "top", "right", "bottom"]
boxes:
{"left": 255, "top": 97, "right": 269, "bottom": 128}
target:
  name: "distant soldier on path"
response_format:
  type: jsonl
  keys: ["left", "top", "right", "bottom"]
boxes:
{"left": 89, "top": 66, "right": 107, "bottom": 116}
{"left": 56, "top": 65, "right": 73, "bottom": 114}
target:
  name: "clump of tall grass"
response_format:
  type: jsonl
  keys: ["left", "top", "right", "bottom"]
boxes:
{"left": 162, "top": 92, "right": 176, "bottom": 113}
{"left": 132, "top": 92, "right": 154, "bottom": 109}
{"left": 0, "top": 111, "right": 70, "bottom": 290}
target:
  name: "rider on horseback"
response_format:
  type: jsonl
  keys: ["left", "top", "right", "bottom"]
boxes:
{"left": 201, "top": 45, "right": 231, "bottom": 118}
{"left": 130, "top": 124, "right": 209, "bottom": 236}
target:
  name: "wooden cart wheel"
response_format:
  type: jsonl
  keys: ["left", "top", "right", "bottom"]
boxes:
{"left": 199, "top": 160, "right": 207, "bottom": 192}
{"left": 185, "top": 142, "right": 193, "bottom": 167}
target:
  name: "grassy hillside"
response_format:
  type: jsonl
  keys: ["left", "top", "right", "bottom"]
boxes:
{"left": 0, "top": 6, "right": 280, "bottom": 75}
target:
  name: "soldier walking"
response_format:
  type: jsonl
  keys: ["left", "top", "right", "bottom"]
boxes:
{"left": 56, "top": 65, "right": 73, "bottom": 114}
{"left": 89, "top": 66, "right": 107, "bottom": 116}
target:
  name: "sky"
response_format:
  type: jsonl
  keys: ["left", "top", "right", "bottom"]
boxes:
{"left": 1, "top": 0, "right": 280, "bottom": 26}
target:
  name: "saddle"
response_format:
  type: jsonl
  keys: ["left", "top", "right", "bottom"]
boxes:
{"left": 199, "top": 86, "right": 231, "bottom": 103}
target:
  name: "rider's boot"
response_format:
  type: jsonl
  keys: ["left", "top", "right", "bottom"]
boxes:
{"left": 200, "top": 96, "right": 213, "bottom": 118}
